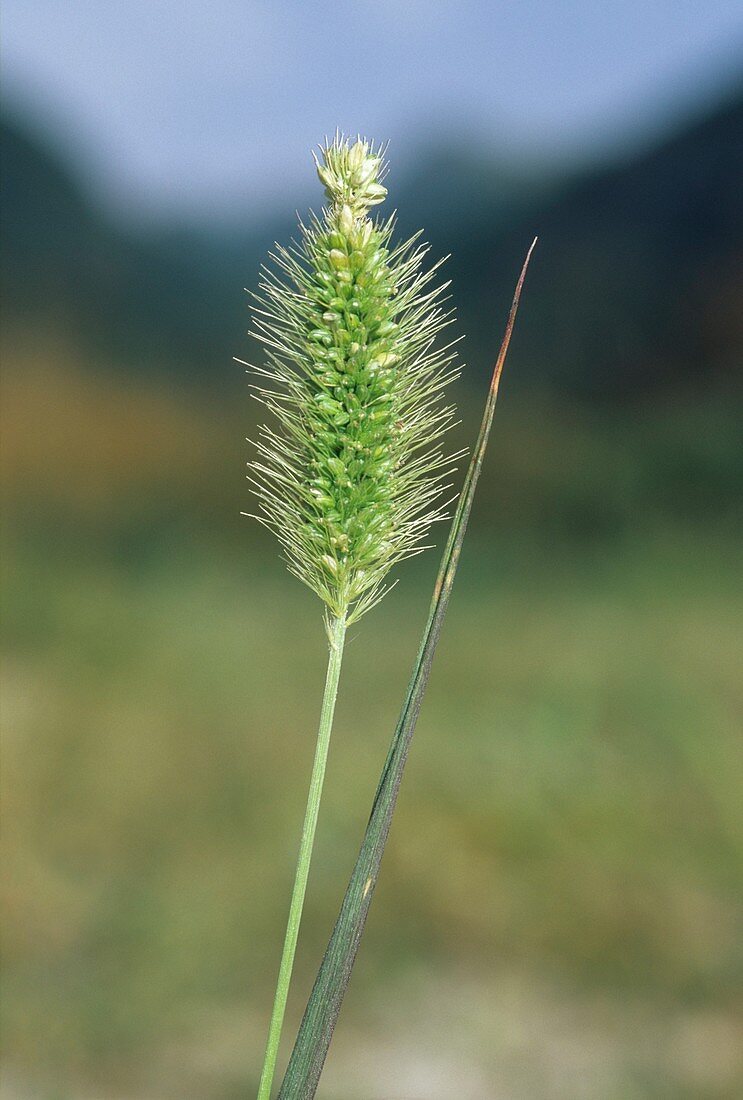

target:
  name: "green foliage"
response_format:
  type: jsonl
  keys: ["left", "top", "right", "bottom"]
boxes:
{"left": 4, "top": 523, "right": 742, "bottom": 1099}
{"left": 277, "top": 245, "right": 533, "bottom": 1098}
{"left": 3, "top": 515, "right": 742, "bottom": 1097}
{"left": 248, "top": 136, "right": 459, "bottom": 623}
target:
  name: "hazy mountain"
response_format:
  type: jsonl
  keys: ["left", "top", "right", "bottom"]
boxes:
{"left": 429, "top": 89, "right": 743, "bottom": 400}
{"left": 1, "top": 115, "right": 268, "bottom": 375}
{"left": 2, "top": 87, "right": 741, "bottom": 401}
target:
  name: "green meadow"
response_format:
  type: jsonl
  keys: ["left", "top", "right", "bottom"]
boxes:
{"left": 2, "top": 354, "right": 741, "bottom": 1098}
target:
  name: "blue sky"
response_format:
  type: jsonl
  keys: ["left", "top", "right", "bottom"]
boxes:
{"left": 2, "top": 0, "right": 741, "bottom": 221}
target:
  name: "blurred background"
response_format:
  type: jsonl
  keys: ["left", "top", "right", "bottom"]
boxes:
{"left": 1, "top": 3, "right": 742, "bottom": 1098}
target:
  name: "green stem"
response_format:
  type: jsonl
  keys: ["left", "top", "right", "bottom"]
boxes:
{"left": 256, "top": 613, "right": 347, "bottom": 1100}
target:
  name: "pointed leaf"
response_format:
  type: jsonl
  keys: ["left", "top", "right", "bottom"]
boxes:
{"left": 277, "top": 241, "right": 537, "bottom": 1099}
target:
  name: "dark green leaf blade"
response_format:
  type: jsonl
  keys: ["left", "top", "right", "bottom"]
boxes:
{"left": 277, "top": 241, "right": 537, "bottom": 1100}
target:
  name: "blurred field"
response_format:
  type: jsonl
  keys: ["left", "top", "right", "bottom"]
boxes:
{"left": 2, "top": 349, "right": 742, "bottom": 1099}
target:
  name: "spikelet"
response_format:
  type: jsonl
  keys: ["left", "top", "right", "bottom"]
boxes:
{"left": 247, "top": 135, "right": 461, "bottom": 625}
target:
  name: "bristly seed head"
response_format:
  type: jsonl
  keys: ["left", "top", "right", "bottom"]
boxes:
{"left": 247, "top": 134, "right": 462, "bottom": 626}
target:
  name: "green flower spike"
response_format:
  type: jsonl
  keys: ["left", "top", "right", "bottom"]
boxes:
{"left": 249, "top": 134, "right": 461, "bottom": 627}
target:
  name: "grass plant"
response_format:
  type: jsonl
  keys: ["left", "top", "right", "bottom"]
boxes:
{"left": 246, "top": 135, "right": 462, "bottom": 1100}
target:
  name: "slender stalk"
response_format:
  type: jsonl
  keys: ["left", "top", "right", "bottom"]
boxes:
{"left": 256, "top": 612, "right": 348, "bottom": 1100}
